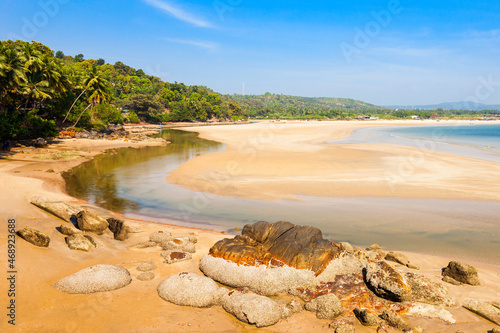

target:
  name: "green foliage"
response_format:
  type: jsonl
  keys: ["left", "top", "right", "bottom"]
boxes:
{"left": 125, "top": 112, "right": 140, "bottom": 124}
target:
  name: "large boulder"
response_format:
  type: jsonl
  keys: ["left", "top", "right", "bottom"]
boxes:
{"left": 463, "top": 299, "right": 500, "bottom": 325}
{"left": 208, "top": 221, "right": 340, "bottom": 275}
{"left": 405, "top": 272, "right": 454, "bottom": 306}
{"left": 17, "top": 227, "right": 50, "bottom": 247}
{"left": 54, "top": 265, "right": 131, "bottom": 294}
{"left": 157, "top": 272, "right": 222, "bottom": 307}
{"left": 442, "top": 261, "right": 480, "bottom": 286}
{"left": 364, "top": 261, "right": 412, "bottom": 302}
{"left": 76, "top": 210, "right": 109, "bottom": 235}
{"left": 305, "top": 293, "right": 343, "bottom": 320}
{"left": 30, "top": 197, "right": 82, "bottom": 222}
{"left": 221, "top": 290, "right": 283, "bottom": 327}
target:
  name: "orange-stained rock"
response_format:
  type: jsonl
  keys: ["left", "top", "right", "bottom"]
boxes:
{"left": 209, "top": 221, "right": 340, "bottom": 275}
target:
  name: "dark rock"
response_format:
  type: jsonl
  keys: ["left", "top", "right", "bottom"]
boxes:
{"left": 84, "top": 235, "right": 97, "bottom": 247}
{"left": 442, "top": 261, "right": 480, "bottom": 286}
{"left": 107, "top": 218, "right": 128, "bottom": 241}
{"left": 380, "top": 310, "right": 411, "bottom": 331}
{"left": 405, "top": 272, "right": 454, "bottom": 306}
{"left": 354, "top": 308, "right": 383, "bottom": 326}
{"left": 208, "top": 221, "right": 340, "bottom": 275}
{"left": 34, "top": 137, "right": 47, "bottom": 147}
{"left": 442, "top": 276, "right": 462, "bottom": 286}
{"left": 364, "top": 261, "right": 412, "bottom": 302}
{"left": 463, "top": 299, "right": 500, "bottom": 325}
{"left": 305, "top": 294, "right": 343, "bottom": 320}
{"left": 17, "top": 227, "right": 50, "bottom": 247}
{"left": 76, "top": 210, "right": 109, "bottom": 235}
{"left": 329, "top": 319, "right": 355, "bottom": 333}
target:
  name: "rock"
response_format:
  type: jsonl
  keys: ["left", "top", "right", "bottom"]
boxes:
{"left": 84, "top": 235, "right": 97, "bottom": 247}
{"left": 137, "top": 272, "right": 155, "bottom": 281}
{"left": 364, "top": 261, "right": 412, "bottom": 302}
{"left": 149, "top": 231, "right": 173, "bottom": 243}
{"left": 492, "top": 328, "right": 500, "bottom": 333}
{"left": 161, "top": 238, "right": 196, "bottom": 253}
{"left": 329, "top": 319, "right": 355, "bottom": 333}
{"left": 76, "top": 210, "right": 109, "bottom": 235}
{"left": 107, "top": 218, "right": 128, "bottom": 241}
{"left": 157, "top": 272, "right": 222, "bottom": 308}
{"left": 278, "top": 299, "right": 303, "bottom": 319}
{"left": 405, "top": 272, "right": 454, "bottom": 306}
{"left": 221, "top": 291, "right": 283, "bottom": 327}
{"left": 208, "top": 221, "right": 340, "bottom": 275}
{"left": 30, "top": 197, "right": 82, "bottom": 222}
{"left": 305, "top": 294, "right": 343, "bottom": 320}
{"left": 354, "top": 308, "right": 383, "bottom": 326}
{"left": 65, "top": 234, "right": 93, "bottom": 252}
{"left": 35, "top": 137, "right": 47, "bottom": 147}
{"left": 380, "top": 310, "right": 411, "bottom": 331}
{"left": 463, "top": 299, "right": 500, "bottom": 325}
{"left": 367, "top": 244, "right": 382, "bottom": 251}
{"left": 137, "top": 262, "right": 157, "bottom": 272}
{"left": 162, "top": 251, "right": 192, "bottom": 264}
{"left": 17, "top": 227, "right": 50, "bottom": 247}
{"left": 340, "top": 242, "right": 354, "bottom": 253}
{"left": 407, "top": 303, "right": 455, "bottom": 324}
{"left": 442, "top": 276, "right": 462, "bottom": 286}
{"left": 126, "top": 225, "right": 142, "bottom": 233}
{"left": 54, "top": 265, "right": 131, "bottom": 294}
{"left": 407, "top": 263, "right": 420, "bottom": 270}
{"left": 60, "top": 224, "right": 82, "bottom": 236}
{"left": 131, "top": 241, "right": 157, "bottom": 249}
{"left": 385, "top": 251, "right": 409, "bottom": 266}
{"left": 442, "top": 261, "right": 480, "bottom": 286}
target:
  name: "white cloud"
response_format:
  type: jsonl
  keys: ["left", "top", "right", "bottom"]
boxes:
{"left": 164, "top": 38, "right": 217, "bottom": 50}
{"left": 143, "top": 0, "right": 212, "bottom": 28}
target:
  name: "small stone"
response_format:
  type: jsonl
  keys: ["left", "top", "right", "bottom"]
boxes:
{"left": 305, "top": 294, "right": 343, "bottom": 320}
{"left": 162, "top": 239, "right": 196, "bottom": 253}
{"left": 66, "top": 234, "right": 92, "bottom": 252}
{"left": 366, "top": 244, "right": 382, "bottom": 250}
{"left": 385, "top": 251, "right": 410, "bottom": 266}
{"left": 491, "top": 328, "right": 500, "bottom": 333}
{"left": 137, "top": 262, "right": 157, "bottom": 272}
{"left": 354, "top": 308, "right": 383, "bottom": 326}
{"left": 340, "top": 242, "right": 354, "bottom": 253}
{"left": 17, "top": 227, "right": 50, "bottom": 247}
{"left": 131, "top": 241, "right": 157, "bottom": 249}
{"left": 137, "top": 272, "right": 155, "bottom": 281}
{"left": 60, "top": 224, "right": 82, "bottom": 236}
{"left": 149, "top": 231, "right": 173, "bottom": 243}
{"left": 380, "top": 310, "right": 411, "bottom": 331}
{"left": 157, "top": 272, "right": 221, "bottom": 307}
{"left": 221, "top": 291, "right": 283, "bottom": 327}
{"left": 442, "top": 261, "right": 480, "bottom": 286}
{"left": 407, "top": 263, "right": 420, "bottom": 270}
{"left": 329, "top": 318, "right": 355, "bottom": 333}
{"left": 163, "top": 251, "right": 192, "bottom": 264}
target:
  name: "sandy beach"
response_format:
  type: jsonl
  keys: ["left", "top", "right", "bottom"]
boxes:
{"left": 1, "top": 122, "right": 500, "bottom": 332}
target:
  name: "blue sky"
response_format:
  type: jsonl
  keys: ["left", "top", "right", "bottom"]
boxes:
{"left": 1, "top": 0, "right": 500, "bottom": 105}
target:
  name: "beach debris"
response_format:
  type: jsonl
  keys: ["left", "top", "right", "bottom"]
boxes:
{"left": 17, "top": 227, "right": 50, "bottom": 247}
{"left": 149, "top": 231, "right": 173, "bottom": 244}
{"left": 76, "top": 210, "right": 109, "bottom": 235}
{"left": 463, "top": 299, "right": 500, "bottom": 325}
{"left": 161, "top": 237, "right": 196, "bottom": 253}
{"left": 30, "top": 196, "right": 82, "bottom": 222}
{"left": 220, "top": 289, "right": 284, "bottom": 327}
{"left": 107, "top": 218, "right": 128, "bottom": 241}
{"left": 305, "top": 293, "right": 343, "bottom": 320}
{"left": 157, "top": 272, "right": 223, "bottom": 308}
{"left": 364, "top": 261, "right": 412, "bottom": 302}
{"left": 162, "top": 251, "right": 193, "bottom": 264}
{"left": 354, "top": 308, "right": 384, "bottom": 326}
{"left": 131, "top": 241, "right": 157, "bottom": 249}
{"left": 380, "top": 309, "right": 411, "bottom": 331}
{"left": 54, "top": 265, "right": 131, "bottom": 294}
{"left": 137, "top": 272, "right": 155, "bottom": 281}
{"left": 59, "top": 224, "right": 82, "bottom": 236}
{"left": 329, "top": 319, "right": 355, "bottom": 333}
{"left": 405, "top": 272, "right": 454, "bottom": 306}
{"left": 65, "top": 234, "right": 93, "bottom": 252}
{"left": 442, "top": 261, "right": 480, "bottom": 286}
{"left": 137, "top": 262, "right": 157, "bottom": 272}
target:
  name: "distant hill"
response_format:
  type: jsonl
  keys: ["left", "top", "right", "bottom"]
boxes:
{"left": 386, "top": 101, "right": 500, "bottom": 111}
{"left": 223, "top": 93, "right": 385, "bottom": 118}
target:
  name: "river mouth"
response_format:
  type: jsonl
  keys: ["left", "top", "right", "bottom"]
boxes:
{"left": 63, "top": 128, "right": 500, "bottom": 265}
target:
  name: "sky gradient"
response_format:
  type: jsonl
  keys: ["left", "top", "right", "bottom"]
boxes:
{"left": 1, "top": 0, "right": 499, "bottom": 105}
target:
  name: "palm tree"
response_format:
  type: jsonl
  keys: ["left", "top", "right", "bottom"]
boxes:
{"left": 0, "top": 47, "right": 27, "bottom": 106}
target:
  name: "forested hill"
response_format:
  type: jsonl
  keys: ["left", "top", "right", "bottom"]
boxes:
{"left": 223, "top": 93, "right": 385, "bottom": 119}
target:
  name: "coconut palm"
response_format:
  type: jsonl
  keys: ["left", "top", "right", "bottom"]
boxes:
{"left": 0, "top": 47, "right": 27, "bottom": 105}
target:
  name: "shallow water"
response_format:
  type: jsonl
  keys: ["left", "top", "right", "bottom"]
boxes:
{"left": 64, "top": 128, "right": 500, "bottom": 265}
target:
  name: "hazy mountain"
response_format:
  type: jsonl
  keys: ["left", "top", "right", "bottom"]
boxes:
{"left": 385, "top": 101, "right": 500, "bottom": 111}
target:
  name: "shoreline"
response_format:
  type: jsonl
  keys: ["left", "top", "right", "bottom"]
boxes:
{"left": 1, "top": 122, "right": 500, "bottom": 332}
